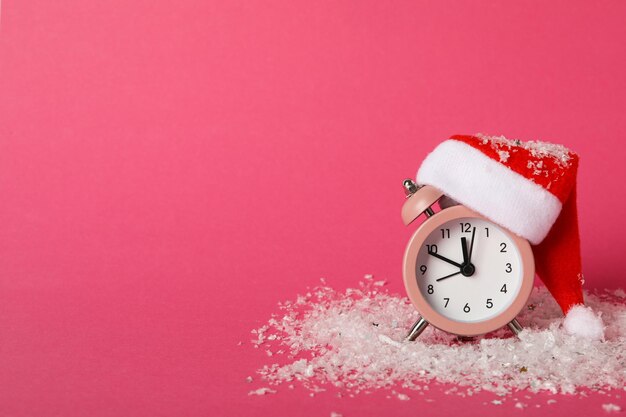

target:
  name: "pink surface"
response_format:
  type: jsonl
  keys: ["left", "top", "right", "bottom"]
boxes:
{"left": 0, "top": 1, "right": 625, "bottom": 416}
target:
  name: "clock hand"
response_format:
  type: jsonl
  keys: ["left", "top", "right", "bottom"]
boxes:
{"left": 468, "top": 227, "right": 476, "bottom": 262}
{"left": 427, "top": 250, "right": 463, "bottom": 268}
{"left": 461, "top": 237, "right": 469, "bottom": 265}
{"left": 436, "top": 270, "right": 462, "bottom": 282}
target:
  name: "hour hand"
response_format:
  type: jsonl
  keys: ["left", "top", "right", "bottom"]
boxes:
{"left": 427, "top": 250, "right": 463, "bottom": 268}
{"left": 461, "top": 237, "right": 469, "bottom": 264}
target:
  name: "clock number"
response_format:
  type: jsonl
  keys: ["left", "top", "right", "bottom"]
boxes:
{"left": 500, "top": 242, "right": 507, "bottom": 253}
{"left": 419, "top": 265, "right": 427, "bottom": 275}
{"left": 443, "top": 297, "right": 450, "bottom": 308}
{"left": 427, "top": 284, "right": 434, "bottom": 294}
{"left": 505, "top": 263, "right": 512, "bottom": 273}
{"left": 440, "top": 228, "right": 450, "bottom": 238}
{"left": 463, "top": 303, "right": 471, "bottom": 313}
{"left": 485, "top": 227, "right": 490, "bottom": 237}
{"left": 500, "top": 284, "right": 508, "bottom": 294}
{"left": 426, "top": 244, "right": 438, "bottom": 254}
{"left": 460, "top": 222, "right": 472, "bottom": 233}
{"left": 486, "top": 298, "right": 493, "bottom": 309}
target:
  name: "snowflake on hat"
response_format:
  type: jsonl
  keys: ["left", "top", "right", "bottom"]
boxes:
{"left": 416, "top": 134, "right": 605, "bottom": 340}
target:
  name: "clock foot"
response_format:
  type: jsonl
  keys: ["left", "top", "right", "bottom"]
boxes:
{"left": 406, "top": 317, "right": 429, "bottom": 341}
{"left": 507, "top": 318, "right": 523, "bottom": 336}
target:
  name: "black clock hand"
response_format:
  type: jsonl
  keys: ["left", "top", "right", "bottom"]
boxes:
{"left": 436, "top": 270, "right": 462, "bottom": 282}
{"left": 427, "top": 250, "right": 463, "bottom": 268}
{"left": 461, "top": 237, "right": 469, "bottom": 265}
{"left": 468, "top": 227, "right": 476, "bottom": 262}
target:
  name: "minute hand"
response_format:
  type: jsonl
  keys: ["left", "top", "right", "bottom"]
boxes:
{"left": 468, "top": 227, "right": 476, "bottom": 262}
{"left": 427, "top": 250, "right": 463, "bottom": 268}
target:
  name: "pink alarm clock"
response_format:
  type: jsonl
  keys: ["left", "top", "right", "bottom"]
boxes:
{"left": 401, "top": 180, "right": 535, "bottom": 340}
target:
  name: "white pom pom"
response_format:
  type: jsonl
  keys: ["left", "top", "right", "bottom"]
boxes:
{"left": 563, "top": 305, "right": 605, "bottom": 341}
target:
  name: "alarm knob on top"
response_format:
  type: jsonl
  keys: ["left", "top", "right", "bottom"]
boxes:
{"left": 400, "top": 180, "right": 444, "bottom": 226}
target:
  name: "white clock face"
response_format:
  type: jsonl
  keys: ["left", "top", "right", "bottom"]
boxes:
{"left": 415, "top": 217, "right": 523, "bottom": 323}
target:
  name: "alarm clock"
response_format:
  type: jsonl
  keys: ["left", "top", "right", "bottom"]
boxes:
{"left": 401, "top": 179, "right": 535, "bottom": 340}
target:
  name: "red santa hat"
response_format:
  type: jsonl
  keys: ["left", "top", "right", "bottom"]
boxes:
{"left": 416, "top": 134, "right": 604, "bottom": 340}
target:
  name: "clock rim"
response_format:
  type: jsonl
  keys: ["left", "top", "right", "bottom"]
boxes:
{"left": 403, "top": 205, "right": 535, "bottom": 336}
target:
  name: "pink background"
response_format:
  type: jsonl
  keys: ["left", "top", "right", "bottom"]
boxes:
{"left": 1, "top": 1, "right": 625, "bottom": 416}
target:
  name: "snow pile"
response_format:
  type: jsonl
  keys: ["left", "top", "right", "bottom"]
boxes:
{"left": 251, "top": 276, "right": 626, "bottom": 398}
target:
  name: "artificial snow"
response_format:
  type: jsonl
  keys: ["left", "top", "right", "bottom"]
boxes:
{"left": 476, "top": 133, "right": 574, "bottom": 168}
{"left": 248, "top": 387, "right": 277, "bottom": 396}
{"left": 251, "top": 276, "right": 626, "bottom": 399}
{"left": 395, "top": 392, "right": 410, "bottom": 401}
{"left": 602, "top": 403, "right": 621, "bottom": 413}
{"left": 497, "top": 150, "right": 510, "bottom": 163}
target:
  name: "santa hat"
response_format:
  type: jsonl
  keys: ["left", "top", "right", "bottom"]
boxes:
{"left": 416, "top": 134, "right": 604, "bottom": 340}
